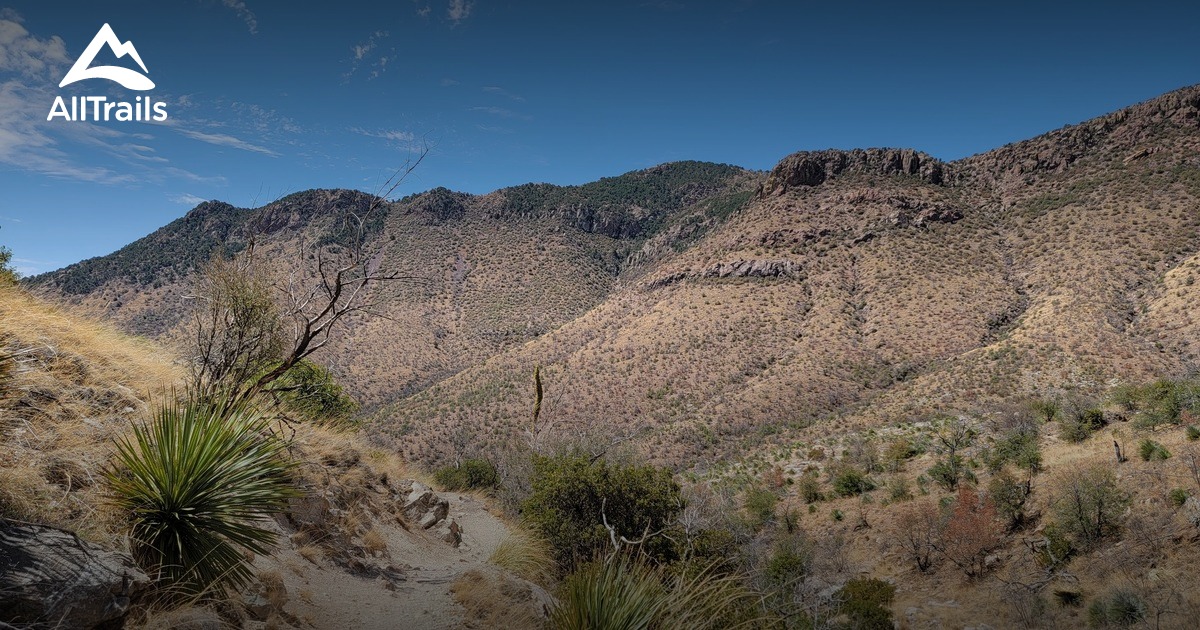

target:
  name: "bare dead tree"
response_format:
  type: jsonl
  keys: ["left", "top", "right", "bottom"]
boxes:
{"left": 186, "top": 149, "right": 428, "bottom": 407}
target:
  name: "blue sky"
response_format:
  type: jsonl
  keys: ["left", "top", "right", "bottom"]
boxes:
{"left": 1, "top": 1, "right": 1197, "bottom": 275}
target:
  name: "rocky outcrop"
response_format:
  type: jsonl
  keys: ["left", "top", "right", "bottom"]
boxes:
{"left": 0, "top": 520, "right": 150, "bottom": 630}
{"left": 959, "top": 84, "right": 1200, "bottom": 185}
{"left": 759, "top": 148, "right": 951, "bottom": 197}
{"left": 647, "top": 259, "right": 800, "bottom": 289}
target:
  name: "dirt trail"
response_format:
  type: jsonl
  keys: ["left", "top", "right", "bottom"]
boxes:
{"left": 258, "top": 492, "right": 511, "bottom": 630}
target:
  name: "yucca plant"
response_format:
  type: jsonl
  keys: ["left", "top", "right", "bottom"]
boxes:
{"left": 549, "top": 556, "right": 764, "bottom": 630}
{"left": 108, "top": 398, "right": 298, "bottom": 595}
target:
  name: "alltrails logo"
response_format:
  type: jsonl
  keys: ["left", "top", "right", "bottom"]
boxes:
{"left": 47, "top": 23, "right": 168, "bottom": 122}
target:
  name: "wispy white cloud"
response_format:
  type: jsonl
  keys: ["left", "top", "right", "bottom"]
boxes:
{"left": 447, "top": 0, "right": 474, "bottom": 25}
{"left": 351, "top": 127, "right": 427, "bottom": 153}
{"left": 345, "top": 30, "right": 392, "bottom": 81}
{"left": 173, "top": 127, "right": 280, "bottom": 156}
{"left": 220, "top": 0, "right": 259, "bottom": 34}
{"left": 170, "top": 193, "right": 208, "bottom": 206}
{"left": 482, "top": 86, "right": 524, "bottom": 102}
{"left": 12, "top": 257, "right": 62, "bottom": 276}
{"left": 0, "top": 14, "right": 138, "bottom": 184}
{"left": 469, "top": 106, "right": 531, "bottom": 120}
{"left": 440, "top": 78, "right": 459, "bottom": 87}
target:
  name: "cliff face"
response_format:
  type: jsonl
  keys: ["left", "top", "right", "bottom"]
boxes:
{"left": 759, "top": 148, "right": 951, "bottom": 197}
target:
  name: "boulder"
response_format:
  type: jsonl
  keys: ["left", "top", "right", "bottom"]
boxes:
{"left": 1183, "top": 496, "right": 1200, "bottom": 527}
{"left": 0, "top": 519, "right": 150, "bottom": 630}
{"left": 402, "top": 482, "right": 450, "bottom": 529}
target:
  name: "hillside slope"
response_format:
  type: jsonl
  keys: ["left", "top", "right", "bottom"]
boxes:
{"left": 29, "top": 163, "right": 759, "bottom": 409}
{"left": 373, "top": 85, "right": 1200, "bottom": 468}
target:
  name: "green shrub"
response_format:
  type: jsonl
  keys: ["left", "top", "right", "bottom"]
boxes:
{"left": 985, "top": 430, "right": 1042, "bottom": 474}
{"left": 928, "top": 455, "right": 971, "bottom": 491}
{"left": 832, "top": 466, "right": 875, "bottom": 497}
{"left": 1169, "top": 488, "right": 1190, "bottom": 508}
{"left": 434, "top": 457, "right": 500, "bottom": 491}
{"left": 1138, "top": 439, "right": 1171, "bottom": 462}
{"left": 271, "top": 360, "right": 359, "bottom": 427}
{"left": 1187, "top": 425, "right": 1200, "bottom": 441}
{"left": 743, "top": 487, "right": 779, "bottom": 527}
{"left": 836, "top": 578, "right": 896, "bottom": 630}
{"left": 1036, "top": 524, "right": 1074, "bottom": 569}
{"left": 988, "top": 471, "right": 1028, "bottom": 528}
{"left": 523, "top": 454, "right": 682, "bottom": 570}
{"left": 1053, "top": 465, "right": 1129, "bottom": 549}
{"left": 107, "top": 399, "right": 297, "bottom": 594}
{"left": 1088, "top": 589, "right": 1146, "bottom": 627}
{"left": 1059, "top": 408, "right": 1106, "bottom": 443}
{"left": 796, "top": 473, "right": 824, "bottom": 504}
{"left": 1054, "top": 590, "right": 1083, "bottom": 608}
{"left": 765, "top": 533, "right": 810, "bottom": 586}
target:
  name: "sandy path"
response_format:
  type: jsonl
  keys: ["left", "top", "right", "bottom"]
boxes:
{"left": 258, "top": 492, "right": 511, "bottom": 630}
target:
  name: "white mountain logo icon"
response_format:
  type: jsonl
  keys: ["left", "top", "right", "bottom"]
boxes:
{"left": 59, "top": 23, "right": 155, "bottom": 91}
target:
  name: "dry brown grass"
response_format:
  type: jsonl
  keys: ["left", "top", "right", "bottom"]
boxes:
{"left": 488, "top": 524, "right": 555, "bottom": 585}
{"left": 0, "top": 284, "right": 182, "bottom": 543}
{"left": 450, "top": 568, "right": 544, "bottom": 630}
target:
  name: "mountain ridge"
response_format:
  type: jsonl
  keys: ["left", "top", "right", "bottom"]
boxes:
{"left": 27, "top": 83, "right": 1200, "bottom": 469}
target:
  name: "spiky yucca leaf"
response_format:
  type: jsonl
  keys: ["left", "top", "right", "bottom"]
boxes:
{"left": 108, "top": 399, "right": 297, "bottom": 594}
{"left": 549, "top": 557, "right": 764, "bottom": 630}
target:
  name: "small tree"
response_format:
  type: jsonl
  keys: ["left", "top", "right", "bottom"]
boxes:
{"left": 940, "top": 485, "right": 1005, "bottom": 578}
{"left": 895, "top": 499, "right": 941, "bottom": 571}
{"left": 1053, "top": 465, "right": 1129, "bottom": 549}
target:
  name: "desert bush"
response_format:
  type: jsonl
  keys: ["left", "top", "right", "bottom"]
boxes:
{"left": 743, "top": 486, "right": 779, "bottom": 528}
{"left": 928, "top": 454, "right": 973, "bottom": 491}
{"left": 1186, "top": 425, "right": 1200, "bottom": 441}
{"left": 435, "top": 457, "right": 500, "bottom": 491}
{"left": 887, "top": 476, "right": 912, "bottom": 502}
{"left": 1059, "top": 408, "right": 1106, "bottom": 443}
{"left": 1137, "top": 439, "right": 1171, "bottom": 461}
{"left": 107, "top": 398, "right": 297, "bottom": 594}
{"left": 523, "top": 453, "right": 682, "bottom": 570}
{"left": 988, "top": 470, "right": 1029, "bottom": 529}
{"left": 882, "top": 436, "right": 918, "bottom": 472}
{"left": 1169, "top": 488, "right": 1190, "bottom": 507}
{"left": 549, "top": 556, "right": 761, "bottom": 630}
{"left": 1035, "top": 524, "right": 1075, "bottom": 569}
{"left": 831, "top": 465, "right": 875, "bottom": 497}
{"left": 835, "top": 577, "right": 896, "bottom": 630}
{"left": 1030, "top": 398, "right": 1061, "bottom": 423}
{"left": 1118, "top": 378, "right": 1200, "bottom": 429}
{"left": 941, "top": 486, "right": 1004, "bottom": 578}
{"left": 764, "top": 532, "right": 811, "bottom": 587}
{"left": 270, "top": 359, "right": 359, "bottom": 427}
{"left": 796, "top": 472, "right": 824, "bottom": 504}
{"left": 984, "top": 429, "right": 1042, "bottom": 475}
{"left": 1052, "top": 465, "right": 1129, "bottom": 549}
{"left": 1087, "top": 588, "right": 1146, "bottom": 627}
{"left": 895, "top": 499, "right": 941, "bottom": 571}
